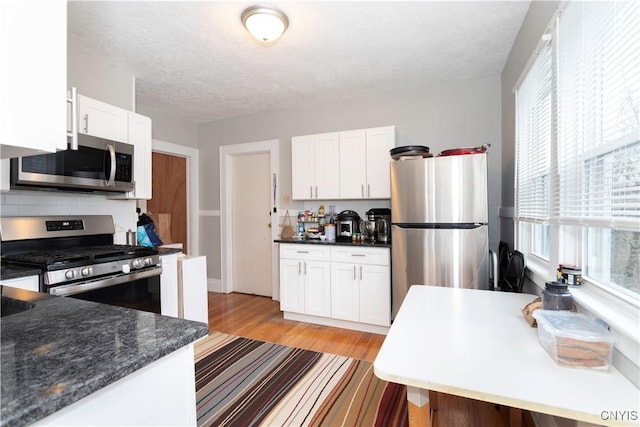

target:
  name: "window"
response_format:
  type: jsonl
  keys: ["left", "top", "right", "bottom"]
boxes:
{"left": 515, "top": 1, "right": 640, "bottom": 298}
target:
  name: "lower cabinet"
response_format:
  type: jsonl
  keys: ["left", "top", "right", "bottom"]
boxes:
{"left": 279, "top": 244, "right": 390, "bottom": 332}
{"left": 280, "top": 259, "right": 331, "bottom": 317}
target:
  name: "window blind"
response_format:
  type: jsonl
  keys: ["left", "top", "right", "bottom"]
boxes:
{"left": 556, "top": 1, "right": 640, "bottom": 231}
{"left": 515, "top": 43, "right": 553, "bottom": 224}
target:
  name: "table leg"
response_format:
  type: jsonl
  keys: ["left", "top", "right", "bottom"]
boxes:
{"left": 509, "top": 407, "right": 522, "bottom": 427}
{"left": 407, "top": 386, "right": 432, "bottom": 427}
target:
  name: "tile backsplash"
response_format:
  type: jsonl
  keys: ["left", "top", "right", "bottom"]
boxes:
{"left": 0, "top": 190, "right": 137, "bottom": 244}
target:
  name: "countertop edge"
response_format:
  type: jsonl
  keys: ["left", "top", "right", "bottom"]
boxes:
{"left": 274, "top": 239, "right": 391, "bottom": 248}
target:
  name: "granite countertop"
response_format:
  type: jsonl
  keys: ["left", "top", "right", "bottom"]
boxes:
{"left": 0, "top": 286, "right": 209, "bottom": 427}
{"left": 157, "top": 246, "right": 183, "bottom": 255}
{"left": 0, "top": 266, "right": 41, "bottom": 281}
{"left": 274, "top": 238, "right": 391, "bottom": 248}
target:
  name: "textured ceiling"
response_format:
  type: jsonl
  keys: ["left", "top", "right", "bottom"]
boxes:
{"left": 68, "top": 1, "right": 531, "bottom": 124}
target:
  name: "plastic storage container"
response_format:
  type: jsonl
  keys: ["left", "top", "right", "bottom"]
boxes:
{"left": 532, "top": 310, "right": 614, "bottom": 371}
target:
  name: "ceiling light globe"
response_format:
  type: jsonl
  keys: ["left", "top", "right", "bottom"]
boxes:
{"left": 242, "top": 6, "right": 289, "bottom": 43}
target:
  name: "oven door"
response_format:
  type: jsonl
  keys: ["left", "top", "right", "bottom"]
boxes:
{"left": 49, "top": 266, "right": 162, "bottom": 314}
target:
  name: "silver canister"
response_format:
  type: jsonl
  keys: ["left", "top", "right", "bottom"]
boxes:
{"left": 126, "top": 229, "right": 138, "bottom": 246}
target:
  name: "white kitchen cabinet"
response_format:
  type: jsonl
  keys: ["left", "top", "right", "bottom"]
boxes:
{"left": 77, "top": 95, "right": 129, "bottom": 143}
{"left": 1, "top": 0, "right": 68, "bottom": 158}
{"left": 279, "top": 244, "right": 331, "bottom": 317}
{"left": 330, "top": 246, "right": 391, "bottom": 327}
{"left": 160, "top": 253, "right": 179, "bottom": 318}
{"left": 365, "top": 126, "right": 396, "bottom": 199}
{"left": 1, "top": 159, "right": 9, "bottom": 191}
{"left": 109, "top": 112, "right": 152, "bottom": 200}
{"left": 339, "top": 126, "right": 395, "bottom": 199}
{"left": 338, "top": 129, "right": 367, "bottom": 199}
{"left": 0, "top": 275, "right": 39, "bottom": 292}
{"left": 291, "top": 133, "right": 339, "bottom": 200}
{"left": 177, "top": 255, "right": 208, "bottom": 324}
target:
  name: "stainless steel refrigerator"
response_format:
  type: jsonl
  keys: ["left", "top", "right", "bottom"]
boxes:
{"left": 390, "top": 153, "right": 489, "bottom": 319}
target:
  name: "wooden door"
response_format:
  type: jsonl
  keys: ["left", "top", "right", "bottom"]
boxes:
{"left": 147, "top": 152, "right": 188, "bottom": 253}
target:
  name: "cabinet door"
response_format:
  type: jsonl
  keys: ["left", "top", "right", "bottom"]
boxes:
{"left": 365, "top": 126, "right": 395, "bottom": 199}
{"left": 280, "top": 259, "right": 305, "bottom": 314}
{"left": 314, "top": 132, "right": 340, "bottom": 199}
{"left": 127, "top": 112, "right": 152, "bottom": 199}
{"left": 291, "top": 135, "right": 316, "bottom": 200}
{"left": 330, "top": 263, "right": 359, "bottom": 322}
{"left": 339, "top": 129, "right": 367, "bottom": 199}
{"left": 160, "top": 254, "right": 179, "bottom": 318}
{"left": 77, "top": 95, "right": 129, "bottom": 143}
{"left": 303, "top": 261, "right": 331, "bottom": 318}
{"left": 1, "top": 0, "right": 67, "bottom": 158}
{"left": 359, "top": 264, "right": 391, "bottom": 326}
{"left": 0, "top": 275, "right": 39, "bottom": 292}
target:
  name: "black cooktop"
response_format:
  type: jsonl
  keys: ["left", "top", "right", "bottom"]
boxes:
{"left": 2, "top": 245, "right": 158, "bottom": 271}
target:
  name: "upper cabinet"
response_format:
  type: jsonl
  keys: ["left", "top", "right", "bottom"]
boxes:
{"left": 292, "top": 125, "right": 395, "bottom": 200}
{"left": 77, "top": 95, "right": 129, "bottom": 143}
{"left": 109, "top": 112, "right": 152, "bottom": 200}
{"left": 291, "top": 133, "right": 340, "bottom": 200}
{"left": 0, "top": 0, "right": 68, "bottom": 158}
{"left": 364, "top": 126, "right": 396, "bottom": 199}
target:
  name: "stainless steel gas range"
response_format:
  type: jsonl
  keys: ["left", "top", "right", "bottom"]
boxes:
{"left": 1, "top": 215, "right": 162, "bottom": 313}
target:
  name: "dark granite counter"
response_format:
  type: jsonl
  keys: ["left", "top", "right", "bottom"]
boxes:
{"left": 157, "top": 246, "right": 183, "bottom": 255}
{"left": 0, "top": 266, "right": 41, "bottom": 281}
{"left": 274, "top": 238, "right": 391, "bottom": 249}
{"left": 0, "top": 285, "right": 208, "bottom": 427}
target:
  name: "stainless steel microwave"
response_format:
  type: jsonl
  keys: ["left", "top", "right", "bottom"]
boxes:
{"left": 10, "top": 134, "right": 134, "bottom": 193}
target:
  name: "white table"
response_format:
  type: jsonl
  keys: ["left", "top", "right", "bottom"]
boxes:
{"left": 373, "top": 285, "right": 640, "bottom": 427}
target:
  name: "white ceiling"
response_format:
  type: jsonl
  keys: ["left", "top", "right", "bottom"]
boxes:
{"left": 68, "top": 1, "right": 531, "bottom": 124}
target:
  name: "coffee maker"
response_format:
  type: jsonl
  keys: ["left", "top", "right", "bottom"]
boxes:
{"left": 365, "top": 208, "right": 391, "bottom": 243}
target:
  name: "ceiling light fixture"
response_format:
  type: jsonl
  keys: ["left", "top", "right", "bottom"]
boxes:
{"left": 241, "top": 6, "right": 289, "bottom": 43}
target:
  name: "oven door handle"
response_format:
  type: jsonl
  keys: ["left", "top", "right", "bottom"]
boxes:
{"left": 50, "top": 267, "right": 162, "bottom": 297}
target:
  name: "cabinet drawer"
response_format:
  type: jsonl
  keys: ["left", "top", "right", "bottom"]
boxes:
{"left": 280, "top": 244, "right": 331, "bottom": 261}
{"left": 331, "top": 246, "right": 390, "bottom": 266}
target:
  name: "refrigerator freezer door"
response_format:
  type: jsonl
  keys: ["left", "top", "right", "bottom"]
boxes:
{"left": 390, "top": 154, "right": 488, "bottom": 224}
{"left": 391, "top": 224, "right": 489, "bottom": 319}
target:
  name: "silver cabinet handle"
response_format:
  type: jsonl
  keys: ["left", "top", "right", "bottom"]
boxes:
{"left": 353, "top": 265, "right": 356, "bottom": 280}
{"left": 304, "top": 261, "right": 307, "bottom": 275}
{"left": 67, "top": 87, "right": 78, "bottom": 150}
{"left": 360, "top": 266, "right": 363, "bottom": 281}
{"left": 310, "top": 186, "right": 313, "bottom": 199}
{"left": 351, "top": 253, "right": 366, "bottom": 257}
{"left": 315, "top": 186, "right": 318, "bottom": 199}
{"left": 361, "top": 184, "right": 364, "bottom": 198}
{"left": 83, "top": 114, "right": 89, "bottom": 133}
{"left": 296, "top": 250, "right": 309, "bottom": 254}
{"left": 105, "top": 144, "right": 116, "bottom": 187}
{"left": 298, "top": 261, "right": 302, "bottom": 275}
{"left": 367, "top": 184, "right": 370, "bottom": 198}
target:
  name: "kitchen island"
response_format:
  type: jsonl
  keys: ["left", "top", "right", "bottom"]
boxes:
{"left": 0, "top": 285, "right": 208, "bottom": 427}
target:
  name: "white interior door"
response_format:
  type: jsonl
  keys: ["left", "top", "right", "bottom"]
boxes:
{"left": 231, "top": 153, "right": 272, "bottom": 296}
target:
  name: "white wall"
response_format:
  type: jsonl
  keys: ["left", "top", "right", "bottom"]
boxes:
{"left": 197, "top": 76, "right": 502, "bottom": 281}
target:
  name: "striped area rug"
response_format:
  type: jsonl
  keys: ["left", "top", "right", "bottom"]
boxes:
{"left": 195, "top": 332, "right": 408, "bottom": 427}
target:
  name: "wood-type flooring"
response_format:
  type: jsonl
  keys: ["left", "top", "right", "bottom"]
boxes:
{"left": 206, "top": 292, "right": 534, "bottom": 427}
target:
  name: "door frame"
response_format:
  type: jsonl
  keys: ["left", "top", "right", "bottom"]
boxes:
{"left": 151, "top": 139, "right": 200, "bottom": 255}
{"left": 220, "top": 139, "right": 279, "bottom": 297}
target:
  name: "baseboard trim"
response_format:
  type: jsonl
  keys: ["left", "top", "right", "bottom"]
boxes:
{"left": 283, "top": 311, "right": 389, "bottom": 335}
{"left": 207, "top": 278, "right": 223, "bottom": 293}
